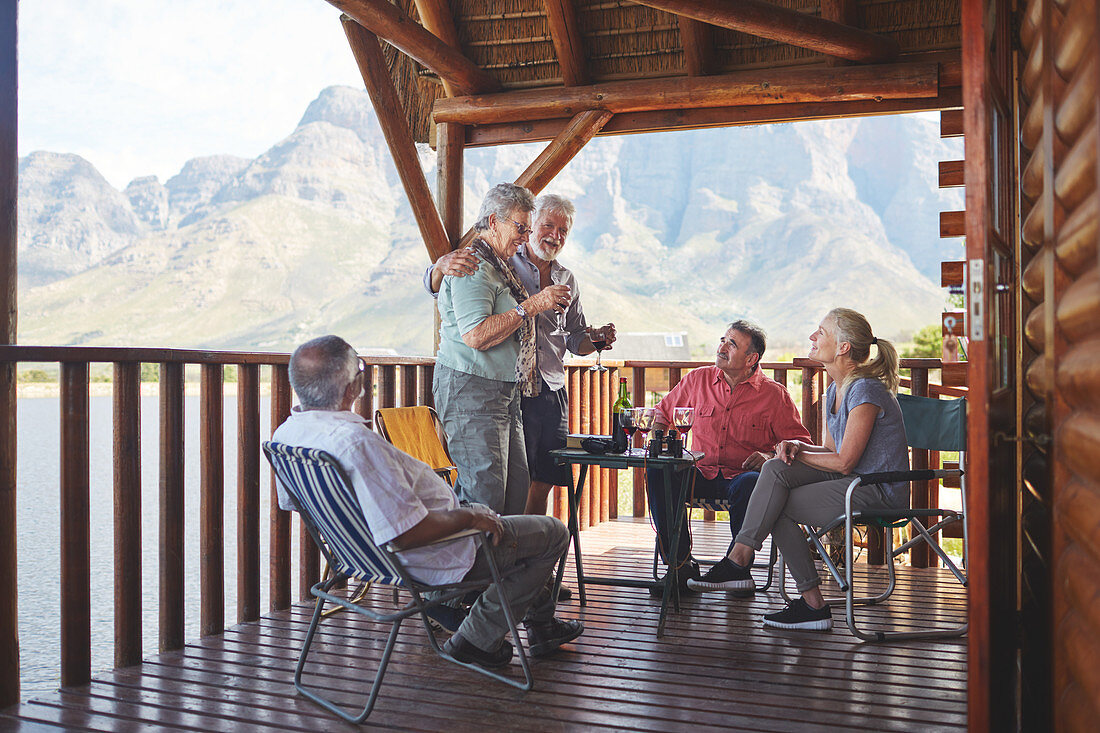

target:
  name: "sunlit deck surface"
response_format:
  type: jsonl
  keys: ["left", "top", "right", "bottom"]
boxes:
{"left": 0, "top": 518, "right": 966, "bottom": 731}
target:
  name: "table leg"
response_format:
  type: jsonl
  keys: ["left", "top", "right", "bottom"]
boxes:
{"left": 554, "top": 464, "right": 588, "bottom": 607}
{"left": 657, "top": 465, "right": 692, "bottom": 637}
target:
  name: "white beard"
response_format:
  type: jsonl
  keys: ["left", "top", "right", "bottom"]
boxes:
{"left": 531, "top": 238, "right": 561, "bottom": 261}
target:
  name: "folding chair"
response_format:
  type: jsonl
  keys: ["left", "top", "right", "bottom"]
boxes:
{"left": 263, "top": 441, "right": 532, "bottom": 723}
{"left": 375, "top": 406, "right": 458, "bottom": 486}
{"left": 781, "top": 394, "right": 967, "bottom": 641}
{"left": 652, "top": 497, "right": 778, "bottom": 592}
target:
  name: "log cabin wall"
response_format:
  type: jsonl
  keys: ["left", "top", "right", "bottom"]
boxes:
{"left": 1018, "top": 0, "right": 1100, "bottom": 730}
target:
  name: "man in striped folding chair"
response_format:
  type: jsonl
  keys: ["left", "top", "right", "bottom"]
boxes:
{"left": 273, "top": 335, "right": 583, "bottom": 669}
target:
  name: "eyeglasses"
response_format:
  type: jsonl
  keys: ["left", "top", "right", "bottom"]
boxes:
{"left": 500, "top": 215, "right": 532, "bottom": 236}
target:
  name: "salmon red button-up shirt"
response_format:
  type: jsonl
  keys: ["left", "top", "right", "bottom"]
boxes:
{"left": 654, "top": 365, "right": 811, "bottom": 481}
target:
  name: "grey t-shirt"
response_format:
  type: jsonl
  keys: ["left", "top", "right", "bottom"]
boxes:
{"left": 826, "top": 378, "right": 910, "bottom": 505}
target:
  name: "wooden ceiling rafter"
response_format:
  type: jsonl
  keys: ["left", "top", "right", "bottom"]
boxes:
{"left": 412, "top": 0, "right": 466, "bottom": 97}
{"left": 820, "top": 0, "right": 859, "bottom": 67}
{"left": 327, "top": 0, "right": 501, "bottom": 96}
{"left": 678, "top": 18, "right": 715, "bottom": 76}
{"left": 455, "top": 109, "right": 615, "bottom": 248}
{"left": 628, "top": 0, "right": 899, "bottom": 64}
{"left": 343, "top": 17, "right": 452, "bottom": 262}
{"left": 543, "top": 0, "right": 590, "bottom": 85}
{"left": 433, "top": 61, "right": 939, "bottom": 126}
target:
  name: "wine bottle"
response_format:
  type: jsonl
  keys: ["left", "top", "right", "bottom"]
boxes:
{"left": 611, "top": 377, "right": 632, "bottom": 452}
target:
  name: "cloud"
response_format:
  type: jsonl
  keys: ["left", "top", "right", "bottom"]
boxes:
{"left": 18, "top": 0, "right": 365, "bottom": 188}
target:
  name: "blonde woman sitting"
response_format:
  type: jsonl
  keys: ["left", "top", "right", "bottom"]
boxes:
{"left": 687, "top": 308, "right": 909, "bottom": 631}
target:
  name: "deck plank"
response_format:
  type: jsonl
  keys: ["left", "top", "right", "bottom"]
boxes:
{"left": 1, "top": 518, "right": 967, "bottom": 731}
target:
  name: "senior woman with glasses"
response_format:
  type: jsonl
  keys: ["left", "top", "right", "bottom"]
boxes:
{"left": 433, "top": 183, "right": 570, "bottom": 516}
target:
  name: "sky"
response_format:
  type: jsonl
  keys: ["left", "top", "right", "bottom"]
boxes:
{"left": 18, "top": 1, "right": 366, "bottom": 189}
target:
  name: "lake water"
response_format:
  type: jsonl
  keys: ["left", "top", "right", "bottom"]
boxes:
{"left": 14, "top": 393, "right": 295, "bottom": 702}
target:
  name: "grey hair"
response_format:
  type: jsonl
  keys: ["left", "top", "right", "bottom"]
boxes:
{"left": 473, "top": 182, "right": 536, "bottom": 231}
{"left": 534, "top": 193, "right": 576, "bottom": 228}
{"left": 728, "top": 319, "right": 767, "bottom": 368}
{"left": 288, "top": 335, "right": 360, "bottom": 410}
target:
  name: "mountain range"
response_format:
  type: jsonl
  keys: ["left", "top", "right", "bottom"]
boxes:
{"left": 17, "top": 85, "right": 963, "bottom": 357}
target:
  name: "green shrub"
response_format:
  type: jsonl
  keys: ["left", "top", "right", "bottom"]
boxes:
{"left": 19, "top": 369, "right": 53, "bottom": 383}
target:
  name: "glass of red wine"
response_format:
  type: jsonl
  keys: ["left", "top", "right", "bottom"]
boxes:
{"left": 619, "top": 409, "right": 637, "bottom": 454}
{"left": 673, "top": 407, "right": 695, "bottom": 450}
{"left": 589, "top": 327, "right": 608, "bottom": 372}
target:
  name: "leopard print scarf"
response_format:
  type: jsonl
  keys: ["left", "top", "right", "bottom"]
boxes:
{"left": 470, "top": 238, "right": 540, "bottom": 397}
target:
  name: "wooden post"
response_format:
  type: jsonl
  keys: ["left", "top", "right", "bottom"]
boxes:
{"left": 907, "top": 367, "right": 933, "bottom": 567}
{"left": 400, "top": 364, "right": 418, "bottom": 407}
{"left": 436, "top": 122, "right": 464, "bottom": 247}
{"left": 343, "top": 18, "right": 452, "bottom": 263}
{"left": 60, "top": 362, "right": 90, "bottom": 687}
{"left": 237, "top": 364, "right": 260, "bottom": 623}
{"left": 411, "top": 0, "right": 465, "bottom": 97}
{"left": 544, "top": 0, "right": 588, "bottom": 86}
{"left": 269, "top": 364, "right": 292, "bottom": 611}
{"left": 632, "top": 366, "right": 648, "bottom": 518}
{"left": 159, "top": 362, "right": 185, "bottom": 651}
{"left": 515, "top": 110, "right": 614, "bottom": 195}
{"left": 678, "top": 18, "right": 714, "bottom": 76}
{"left": 113, "top": 361, "right": 142, "bottom": 668}
{"left": 200, "top": 364, "right": 224, "bottom": 636}
{"left": 0, "top": 0, "right": 17, "bottom": 707}
{"left": 355, "top": 362, "right": 374, "bottom": 421}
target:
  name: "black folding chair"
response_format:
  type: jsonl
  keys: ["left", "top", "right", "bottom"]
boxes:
{"left": 781, "top": 394, "right": 968, "bottom": 641}
{"left": 264, "top": 441, "right": 533, "bottom": 723}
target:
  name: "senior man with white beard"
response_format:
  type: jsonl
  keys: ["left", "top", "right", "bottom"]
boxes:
{"left": 425, "top": 194, "right": 616, "bottom": 532}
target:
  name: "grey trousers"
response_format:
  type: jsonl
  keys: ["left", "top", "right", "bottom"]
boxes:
{"left": 459, "top": 514, "right": 568, "bottom": 651}
{"left": 735, "top": 458, "right": 901, "bottom": 593}
{"left": 433, "top": 365, "right": 530, "bottom": 516}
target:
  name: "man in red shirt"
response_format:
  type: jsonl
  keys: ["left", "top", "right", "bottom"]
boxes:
{"left": 646, "top": 320, "right": 811, "bottom": 595}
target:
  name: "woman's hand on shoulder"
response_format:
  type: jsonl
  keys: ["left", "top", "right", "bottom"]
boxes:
{"left": 435, "top": 247, "right": 480, "bottom": 278}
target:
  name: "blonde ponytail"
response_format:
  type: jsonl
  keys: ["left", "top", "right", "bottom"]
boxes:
{"left": 828, "top": 308, "right": 900, "bottom": 394}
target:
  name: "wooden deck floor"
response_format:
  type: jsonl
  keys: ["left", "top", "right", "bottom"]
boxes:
{"left": 1, "top": 518, "right": 967, "bottom": 732}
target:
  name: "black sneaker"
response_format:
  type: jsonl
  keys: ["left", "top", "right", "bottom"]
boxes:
{"left": 686, "top": 557, "right": 755, "bottom": 593}
{"left": 443, "top": 633, "right": 514, "bottom": 668}
{"left": 649, "top": 560, "right": 700, "bottom": 597}
{"left": 422, "top": 603, "right": 466, "bottom": 635}
{"left": 762, "top": 598, "right": 833, "bottom": 631}
{"left": 524, "top": 617, "right": 584, "bottom": 657}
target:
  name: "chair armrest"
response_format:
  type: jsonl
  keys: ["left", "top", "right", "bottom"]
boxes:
{"left": 857, "top": 468, "right": 963, "bottom": 485}
{"left": 386, "top": 528, "right": 480, "bottom": 553}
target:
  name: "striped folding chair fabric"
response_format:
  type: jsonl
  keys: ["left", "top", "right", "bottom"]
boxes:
{"left": 263, "top": 441, "right": 532, "bottom": 723}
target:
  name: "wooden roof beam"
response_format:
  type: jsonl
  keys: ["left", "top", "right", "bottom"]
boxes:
{"left": 412, "top": 0, "right": 465, "bottom": 97}
{"left": 456, "top": 110, "right": 614, "bottom": 248}
{"left": 630, "top": 0, "right": 898, "bottom": 64}
{"left": 678, "top": 18, "right": 715, "bottom": 76}
{"left": 544, "top": 0, "right": 589, "bottom": 86}
{"left": 434, "top": 61, "right": 937, "bottom": 125}
{"left": 343, "top": 18, "right": 451, "bottom": 262}
{"left": 327, "top": 0, "right": 500, "bottom": 96}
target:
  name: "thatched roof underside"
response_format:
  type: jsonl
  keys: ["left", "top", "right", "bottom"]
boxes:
{"left": 380, "top": 0, "right": 961, "bottom": 142}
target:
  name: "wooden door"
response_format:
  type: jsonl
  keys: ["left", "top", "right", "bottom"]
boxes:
{"left": 1017, "top": 0, "right": 1100, "bottom": 730}
{"left": 962, "top": 0, "right": 1020, "bottom": 730}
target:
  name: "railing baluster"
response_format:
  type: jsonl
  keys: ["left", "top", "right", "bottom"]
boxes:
{"left": 400, "top": 364, "right": 417, "bottom": 406}
{"left": 355, "top": 362, "right": 374, "bottom": 421}
{"left": 270, "top": 364, "right": 292, "bottom": 611}
{"left": 909, "top": 366, "right": 932, "bottom": 567}
{"left": 112, "top": 361, "right": 141, "bottom": 667}
{"left": 159, "top": 362, "right": 185, "bottom": 651}
{"left": 237, "top": 364, "right": 260, "bottom": 623}
{"left": 419, "top": 364, "right": 434, "bottom": 408}
{"left": 631, "top": 366, "right": 647, "bottom": 518}
{"left": 0, "top": 359, "right": 15, "bottom": 706}
{"left": 60, "top": 361, "right": 90, "bottom": 687}
{"left": 379, "top": 366, "right": 397, "bottom": 408}
{"left": 200, "top": 364, "right": 224, "bottom": 636}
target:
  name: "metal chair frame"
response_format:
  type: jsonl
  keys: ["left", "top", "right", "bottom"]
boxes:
{"left": 264, "top": 441, "right": 533, "bottom": 724}
{"left": 651, "top": 496, "right": 777, "bottom": 592}
{"left": 780, "top": 394, "right": 968, "bottom": 642}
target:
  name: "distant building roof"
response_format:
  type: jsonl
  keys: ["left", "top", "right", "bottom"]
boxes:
{"left": 588, "top": 332, "right": 691, "bottom": 362}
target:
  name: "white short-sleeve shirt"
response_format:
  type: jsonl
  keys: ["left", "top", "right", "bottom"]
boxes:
{"left": 271, "top": 408, "right": 477, "bottom": 585}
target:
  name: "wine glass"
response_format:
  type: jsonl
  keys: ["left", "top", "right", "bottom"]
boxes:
{"left": 618, "top": 410, "right": 638, "bottom": 454}
{"left": 673, "top": 407, "right": 695, "bottom": 451}
{"left": 549, "top": 273, "right": 570, "bottom": 337}
{"left": 633, "top": 406, "right": 655, "bottom": 436}
{"left": 589, "top": 326, "right": 609, "bottom": 372}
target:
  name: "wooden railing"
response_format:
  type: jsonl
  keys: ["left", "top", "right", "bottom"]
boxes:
{"left": 0, "top": 345, "right": 962, "bottom": 706}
